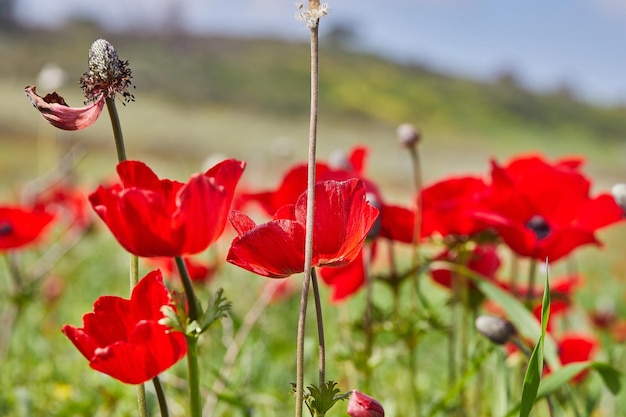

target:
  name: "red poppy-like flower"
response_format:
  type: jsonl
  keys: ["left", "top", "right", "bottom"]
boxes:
{"left": 146, "top": 256, "right": 216, "bottom": 284}
{"left": 61, "top": 270, "right": 187, "bottom": 384}
{"left": 553, "top": 333, "right": 599, "bottom": 383}
{"left": 347, "top": 390, "right": 385, "bottom": 417}
{"left": 475, "top": 154, "right": 623, "bottom": 262}
{"left": 31, "top": 181, "right": 92, "bottom": 230}
{"left": 89, "top": 159, "right": 245, "bottom": 257}
{"left": 429, "top": 244, "right": 501, "bottom": 292}
{"left": 0, "top": 206, "right": 55, "bottom": 251}
{"left": 227, "top": 179, "right": 379, "bottom": 278}
{"left": 421, "top": 175, "right": 491, "bottom": 239}
{"left": 318, "top": 244, "right": 379, "bottom": 302}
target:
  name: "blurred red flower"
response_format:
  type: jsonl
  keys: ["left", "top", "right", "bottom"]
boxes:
{"left": 61, "top": 270, "right": 187, "bottom": 384}
{"left": 32, "top": 182, "right": 93, "bottom": 231}
{"left": 318, "top": 245, "right": 378, "bottom": 302}
{"left": 0, "top": 206, "right": 55, "bottom": 251}
{"left": 89, "top": 159, "right": 245, "bottom": 257}
{"left": 429, "top": 244, "right": 501, "bottom": 292}
{"left": 147, "top": 256, "right": 216, "bottom": 284}
{"left": 227, "top": 179, "right": 379, "bottom": 278}
{"left": 476, "top": 154, "right": 623, "bottom": 262}
{"left": 421, "top": 176, "right": 491, "bottom": 239}
{"left": 553, "top": 333, "right": 599, "bottom": 383}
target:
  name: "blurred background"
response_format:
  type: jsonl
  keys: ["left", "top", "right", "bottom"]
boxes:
{"left": 1, "top": 0, "right": 626, "bottom": 195}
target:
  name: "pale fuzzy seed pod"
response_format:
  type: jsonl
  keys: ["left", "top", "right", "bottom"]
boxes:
{"left": 396, "top": 123, "right": 421, "bottom": 148}
{"left": 475, "top": 315, "right": 516, "bottom": 345}
{"left": 611, "top": 183, "right": 626, "bottom": 212}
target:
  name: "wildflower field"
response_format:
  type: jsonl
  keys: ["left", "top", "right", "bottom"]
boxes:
{"left": 2, "top": 8, "right": 626, "bottom": 417}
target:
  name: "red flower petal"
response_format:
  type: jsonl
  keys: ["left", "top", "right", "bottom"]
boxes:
{"left": 0, "top": 206, "right": 55, "bottom": 251}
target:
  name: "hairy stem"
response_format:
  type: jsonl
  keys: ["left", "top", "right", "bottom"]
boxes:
{"left": 296, "top": 6, "right": 321, "bottom": 416}
{"left": 105, "top": 97, "right": 127, "bottom": 162}
{"left": 310, "top": 268, "right": 326, "bottom": 385}
{"left": 153, "top": 376, "right": 170, "bottom": 417}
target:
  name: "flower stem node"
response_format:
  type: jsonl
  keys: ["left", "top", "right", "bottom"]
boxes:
{"left": 475, "top": 315, "right": 516, "bottom": 345}
{"left": 396, "top": 123, "right": 421, "bottom": 148}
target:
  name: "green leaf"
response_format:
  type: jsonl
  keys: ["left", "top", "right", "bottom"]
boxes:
{"left": 198, "top": 288, "right": 232, "bottom": 333}
{"left": 590, "top": 362, "right": 622, "bottom": 395}
{"left": 519, "top": 268, "right": 550, "bottom": 417}
{"left": 303, "top": 381, "right": 350, "bottom": 417}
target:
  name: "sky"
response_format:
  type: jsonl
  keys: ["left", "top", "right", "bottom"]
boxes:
{"left": 12, "top": 0, "right": 626, "bottom": 106}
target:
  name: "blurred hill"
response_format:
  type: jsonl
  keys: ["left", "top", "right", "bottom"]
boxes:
{"left": 1, "top": 23, "right": 625, "bottom": 192}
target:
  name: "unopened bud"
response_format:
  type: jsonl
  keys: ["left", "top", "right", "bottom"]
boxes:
{"left": 347, "top": 390, "right": 385, "bottom": 417}
{"left": 611, "top": 183, "right": 626, "bottom": 213}
{"left": 396, "top": 123, "right": 421, "bottom": 148}
{"left": 475, "top": 315, "right": 515, "bottom": 345}
{"left": 365, "top": 192, "right": 382, "bottom": 239}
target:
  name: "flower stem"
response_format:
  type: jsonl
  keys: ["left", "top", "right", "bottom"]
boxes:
{"left": 174, "top": 256, "right": 201, "bottom": 417}
{"left": 153, "top": 376, "right": 170, "bottom": 417}
{"left": 105, "top": 97, "right": 127, "bottom": 162}
{"left": 526, "top": 258, "right": 538, "bottom": 302}
{"left": 296, "top": 6, "right": 321, "bottom": 417}
{"left": 186, "top": 335, "right": 202, "bottom": 417}
{"left": 175, "top": 256, "right": 199, "bottom": 322}
{"left": 310, "top": 268, "right": 326, "bottom": 385}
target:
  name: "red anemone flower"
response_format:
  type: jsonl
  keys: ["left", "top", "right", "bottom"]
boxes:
{"left": 553, "top": 333, "right": 599, "bottom": 383}
{"left": 421, "top": 175, "right": 491, "bottom": 239}
{"left": 227, "top": 179, "right": 379, "bottom": 278}
{"left": 429, "top": 244, "right": 501, "bottom": 292}
{"left": 475, "top": 154, "right": 623, "bottom": 262}
{"left": 89, "top": 159, "right": 245, "bottom": 257}
{"left": 61, "top": 270, "right": 187, "bottom": 384}
{"left": 0, "top": 206, "right": 55, "bottom": 251}
{"left": 318, "top": 244, "right": 380, "bottom": 302}
{"left": 347, "top": 390, "right": 385, "bottom": 417}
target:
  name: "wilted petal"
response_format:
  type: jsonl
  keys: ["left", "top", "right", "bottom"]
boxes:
{"left": 25, "top": 85, "right": 105, "bottom": 131}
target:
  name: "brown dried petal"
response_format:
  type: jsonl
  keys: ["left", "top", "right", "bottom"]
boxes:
{"left": 25, "top": 85, "right": 104, "bottom": 131}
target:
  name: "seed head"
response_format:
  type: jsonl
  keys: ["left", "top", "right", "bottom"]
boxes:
{"left": 79, "top": 39, "right": 134, "bottom": 104}
{"left": 611, "top": 183, "right": 626, "bottom": 213}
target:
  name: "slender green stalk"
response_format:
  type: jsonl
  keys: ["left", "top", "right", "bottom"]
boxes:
{"left": 174, "top": 256, "right": 201, "bottom": 417}
{"left": 186, "top": 335, "right": 202, "bottom": 417}
{"left": 526, "top": 259, "right": 538, "bottom": 302}
{"left": 175, "top": 256, "right": 199, "bottom": 322}
{"left": 153, "top": 376, "right": 170, "bottom": 417}
{"left": 105, "top": 97, "right": 127, "bottom": 162}
{"left": 296, "top": 5, "right": 321, "bottom": 416}
{"left": 104, "top": 94, "right": 148, "bottom": 417}
{"left": 310, "top": 268, "right": 326, "bottom": 385}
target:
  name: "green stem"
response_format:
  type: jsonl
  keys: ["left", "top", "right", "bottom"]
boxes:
{"left": 153, "top": 376, "right": 170, "bottom": 417}
{"left": 186, "top": 335, "right": 202, "bottom": 417}
{"left": 136, "top": 385, "right": 148, "bottom": 417}
{"left": 175, "top": 256, "right": 199, "bottom": 322}
{"left": 526, "top": 259, "right": 538, "bottom": 302}
{"left": 296, "top": 8, "right": 321, "bottom": 417}
{"left": 105, "top": 97, "right": 127, "bottom": 162}
{"left": 174, "top": 257, "right": 202, "bottom": 417}
{"left": 310, "top": 268, "right": 326, "bottom": 385}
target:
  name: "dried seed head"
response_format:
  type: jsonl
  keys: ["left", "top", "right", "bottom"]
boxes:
{"left": 475, "top": 315, "right": 516, "bottom": 345}
{"left": 396, "top": 123, "right": 421, "bottom": 148}
{"left": 80, "top": 39, "right": 134, "bottom": 104}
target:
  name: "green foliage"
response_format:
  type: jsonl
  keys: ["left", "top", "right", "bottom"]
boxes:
{"left": 519, "top": 272, "right": 550, "bottom": 417}
{"left": 302, "top": 381, "right": 350, "bottom": 417}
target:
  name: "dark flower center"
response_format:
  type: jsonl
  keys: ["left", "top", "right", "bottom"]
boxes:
{"left": 0, "top": 222, "right": 13, "bottom": 236}
{"left": 526, "top": 215, "right": 551, "bottom": 240}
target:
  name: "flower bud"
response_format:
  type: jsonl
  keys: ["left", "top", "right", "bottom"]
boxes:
{"left": 611, "top": 183, "right": 626, "bottom": 213}
{"left": 475, "top": 315, "right": 515, "bottom": 345}
{"left": 396, "top": 123, "right": 421, "bottom": 148}
{"left": 347, "top": 390, "right": 385, "bottom": 417}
